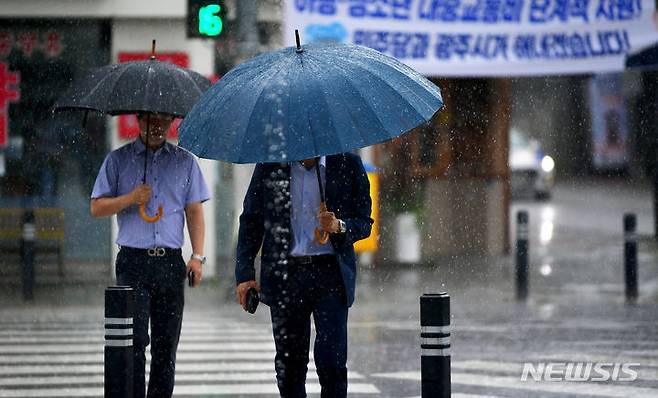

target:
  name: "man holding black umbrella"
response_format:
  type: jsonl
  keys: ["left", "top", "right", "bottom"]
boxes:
{"left": 236, "top": 153, "right": 373, "bottom": 397}
{"left": 90, "top": 112, "right": 210, "bottom": 398}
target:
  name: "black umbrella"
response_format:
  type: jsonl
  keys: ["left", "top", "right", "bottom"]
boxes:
{"left": 55, "top": 40, "right": 211, "bottom": 222}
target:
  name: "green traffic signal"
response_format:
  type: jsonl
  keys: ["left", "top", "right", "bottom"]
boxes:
{"left": 198, "top": 4, "right": 223, "bottom": 36}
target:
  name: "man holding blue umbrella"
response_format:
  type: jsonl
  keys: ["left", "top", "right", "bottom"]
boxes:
{"left": 236, "top": 153, "right": 372, "bottom": 396}
{"left": 178, "top": 32, "right": 443, "bottom": 397}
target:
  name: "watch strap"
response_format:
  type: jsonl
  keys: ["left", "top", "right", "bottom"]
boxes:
{"left": 191, "top": 253, "right": 206, "bottom": 265}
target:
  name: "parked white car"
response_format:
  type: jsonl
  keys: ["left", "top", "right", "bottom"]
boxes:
{"left": 509, "top": 128, "right": 555, "bottom": 200}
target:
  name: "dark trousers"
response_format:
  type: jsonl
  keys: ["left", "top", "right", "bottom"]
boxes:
{"left": 270, "top": 255, "right": 349, "bottom": 398}
{"left": 116, "top": 247, "right": 186, "bottom": 398}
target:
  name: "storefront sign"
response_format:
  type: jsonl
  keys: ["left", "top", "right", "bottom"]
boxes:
{"left": 285, "top": 0, "right": 658, "bottom": 76}
{"left": 0, "top": 62, "right": 20, "bottom": 148}
{"left": 0, "top": 30, "right": 64, "bottom": 58}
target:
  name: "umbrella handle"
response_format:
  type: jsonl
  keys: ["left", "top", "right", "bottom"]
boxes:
{"left": 139, "top": 203, "right": 164, "bottom": 223}
{"left": 314, "top": 202, "right": 331, "bottom": 245}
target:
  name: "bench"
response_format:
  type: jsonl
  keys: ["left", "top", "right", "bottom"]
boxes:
{"left": 0, "top": 208, "right": 65, "bottom": 276}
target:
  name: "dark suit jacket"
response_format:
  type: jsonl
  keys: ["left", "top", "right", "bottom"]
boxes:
{"left": 235, "top": 153, "right": 373, "bottom": 308}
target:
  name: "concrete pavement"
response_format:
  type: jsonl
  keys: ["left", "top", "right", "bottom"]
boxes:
{"left": 1, "top": 178, "right": 657, "bottom": 397}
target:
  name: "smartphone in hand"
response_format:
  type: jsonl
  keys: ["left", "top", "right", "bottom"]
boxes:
{"left": 246, "top": 287, "right": 259, "bottom": 314}
{"left": 188, "top": 270, "right": 194, "bottom": 287}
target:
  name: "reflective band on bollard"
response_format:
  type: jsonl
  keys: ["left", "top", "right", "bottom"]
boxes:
{"left": 105, "top": 286, "right": 135, "bottom": 398}
{"left": 420, "top": 293, "right": 450, "bottom": 398}
{"left": 516, "top": 211, "right": 529, "bottom": 301}
{"left": 624, "top": 213, "right": 638, "bottom": 303}
{"left": 21, "top": 209, "right": 35, "bottom": 302}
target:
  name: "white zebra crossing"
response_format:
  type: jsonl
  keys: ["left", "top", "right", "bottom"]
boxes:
{"left": 0, "top": 319, "right": 380, "bottom": 396}
{"left": 372, "top": 359, "right": 658, "bottom": 398}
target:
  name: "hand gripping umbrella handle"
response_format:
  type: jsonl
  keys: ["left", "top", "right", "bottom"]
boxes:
{"left": 314, "top": 202, "right": 330, "bottom": 245}
{"left": 139, "top": 203, "right": 164, "bottom": 223}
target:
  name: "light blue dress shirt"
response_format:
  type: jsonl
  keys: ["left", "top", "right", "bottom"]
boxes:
{"left": 289, "top": 157, "right": 335, "bottom": 257}
{"left": 91, "top": 139, "right": 210, "bottom": 249}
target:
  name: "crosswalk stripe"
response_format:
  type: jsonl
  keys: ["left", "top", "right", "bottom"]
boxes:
{"left": 173, "top": 383, "right": 380, "bottom": 394}
{"left": 372, "top": 371, "right": 658, "bottom": 397}
{"left": 532, "top": 352, "right": 658, "bottom": 368}
{"left": 0, "top": 383, "right": 380, "bottom": 397}
{"left": 0, "top": 371, "right": 366, "bottom": 386}
{"left": 0, "top": 320, "right": 381, "bottom": 396}
{"left": 0, "top": 341, "right": 275, "bottom": 354}
{"left": 452, "top": 360, "right": 658, "bottom": 382}
{"left": 0, "top": 362, "right": 282, "bottom": 375}
{"left": 453, "top": 372, "right": 658, "bottom": 398}
{"left": 0, "top": 328, "right": 272, "bottom": 336}
{"left": 0, "top": 335, "right": 274, "bottom": 343}
{"left": 0, "top": 351, "right": 284, "bottom": 364}
{"left": 405, "top": 394, "right": 507, "bottom": 398}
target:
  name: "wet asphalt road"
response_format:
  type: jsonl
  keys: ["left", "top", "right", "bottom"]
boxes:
{"left": 0, "top": 178, "right": 657, "bottom": 397}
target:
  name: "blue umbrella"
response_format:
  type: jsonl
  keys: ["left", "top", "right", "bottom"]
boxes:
{"left": 179, "top": 32, "right": 443, "bottom": 243}
{"left": 178, "top": 33, "right": 443, "bottom": 164}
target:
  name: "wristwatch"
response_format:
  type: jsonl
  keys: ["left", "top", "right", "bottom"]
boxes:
{"left": 338, "top": 219, "right": 347, "bottom": 234}
{"left": 191, "top": 253, "right": 206, "bottom": 265}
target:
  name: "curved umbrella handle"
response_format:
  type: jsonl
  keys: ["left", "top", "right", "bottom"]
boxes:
{"left": 314, "top": 202, "right": 331, "bottom": 245}
{"left": 314, "top": 228, "right": 330, "bottom": 245}
{"left": 139, "top": 203, "right": 164, "bottom": 223}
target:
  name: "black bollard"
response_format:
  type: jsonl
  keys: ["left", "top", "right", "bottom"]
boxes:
{"left": 21, "top": 209, "right": 36, "bottom": 301}
{"left": 420, "top": 293, "right": 450, "bottom": 398}
{"left": 105, "top": 286, "right": 135, "bottom": 398}
{"left": 516, "top": 211, "right": 529, "bottom": 301}
{"left": 624, "top": 214, "right": 638, "bottom": 303}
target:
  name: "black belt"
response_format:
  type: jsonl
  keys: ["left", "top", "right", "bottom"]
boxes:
{"left": 119, "top": 246, "right": 182, "bottom": 257}
{"left": 288, "top": 254, "right": 335, "bottom": 265}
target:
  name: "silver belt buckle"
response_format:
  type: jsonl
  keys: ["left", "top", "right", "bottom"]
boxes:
{"left": 147, "top": 247, "right": 166, "bottom": 257}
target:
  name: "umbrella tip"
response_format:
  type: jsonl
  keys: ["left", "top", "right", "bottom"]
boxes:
{"left": 295, "top": 30, "right": 303, "bottom": 53}
{"left": 150, "top": 39, "right": 156, "bottom": 60}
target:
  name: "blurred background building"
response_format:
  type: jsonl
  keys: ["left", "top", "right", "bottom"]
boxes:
{"left": 1, "top": 0, "right": 658, "bottom": 282}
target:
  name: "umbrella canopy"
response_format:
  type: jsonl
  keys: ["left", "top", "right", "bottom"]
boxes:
{"left": 54, "top": 59, "right": 211, "bottom": 118}
{"left": 178, "top": 41, "right": 443, "bottom": 163}
{"left": 54, "top": 42, "right": 212, "bottom": 223}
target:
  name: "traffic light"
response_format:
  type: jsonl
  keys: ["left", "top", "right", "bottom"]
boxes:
{"left": 187, "top": 1, "right": 226, "bottom": 38}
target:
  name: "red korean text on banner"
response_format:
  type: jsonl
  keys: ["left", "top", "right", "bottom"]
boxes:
{"left": 43, "top": 31, "right": 64, "bottom": 58}
{"left": 0, "top": 62, "right": 20, "bottom": 148}
{"left": 117, "top": 52, "right": 189, "bottom": 140}
{"left": 17, "top": 32, "right": 38, "bottom": 57}
{"left": 0, "top": 31, "right": 12, "bottom": 58}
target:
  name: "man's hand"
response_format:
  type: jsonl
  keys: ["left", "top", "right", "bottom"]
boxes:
{"left": 318, "top": 211, "right": 340, "bottom": 233}
{"left": 186, "top": 258, "right": 203, "bottom": 287}
{"left": 130, "top": 184, "right": 151, "bottom": 204}
{"left": 236, "top": 280, "right": 260, "bottom": 311}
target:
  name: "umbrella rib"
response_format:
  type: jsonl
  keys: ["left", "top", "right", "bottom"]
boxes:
{"left": 301, "top": 55, "right": 347, "bottom": 156}
{"left": 78, "top": 64, "right": 128, "bottom": 111}
{"left": 309, "top": 54, "right": 383, "bottom": 150}
{"left": 142, "top": 61, "right": 156, "bottom": 114}
{"left": 105, "top": 62, "right": 145, "bottom": 114}
{"left": 298, "top": 56, "right": 324, "bottom": 159}
{"left": 326, "top": 46, "right": 440, "bottom": 116}
{"left": 328, "top": 54, "right": 433, "bottom": 136}
{"left": 234, "top": 55, "right": 296, "bottom": 163}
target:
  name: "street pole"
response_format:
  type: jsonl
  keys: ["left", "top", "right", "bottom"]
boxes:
{"left": 104, "top": 286, "right": 135, "bottom": 398}
{"left": 21, "top": 209, "right": 36, "bottom": 302}
{"left": 420, "top": 293, "right": 451, "bottom": 398}
{"left": 231, "top": 0, "right": 260, "bottom": 279}
{"left": 236, "top": 0, "right": 259, "bottom": 64}
{"left": 516, "top": 211, "right": 529, "bottom": 301}
{"left": 624, "top": 213, "right": 638, "bottom": 303}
